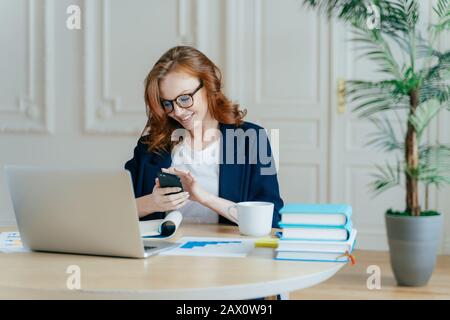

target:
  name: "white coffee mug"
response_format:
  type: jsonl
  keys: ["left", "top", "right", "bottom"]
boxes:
{"left": 228, "top": 201, "right": 274, "bottom": 237}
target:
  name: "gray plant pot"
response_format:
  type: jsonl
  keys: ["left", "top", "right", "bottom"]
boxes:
{"left": 385, "top": 212, "right": 443, "bottom": 286}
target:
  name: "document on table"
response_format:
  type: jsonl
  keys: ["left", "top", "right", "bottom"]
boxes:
{"left": 0, "top": 232, "right": 29, "bottom": 253}
{"left": 159, "top": 236, "right": 256, "bottom": 258}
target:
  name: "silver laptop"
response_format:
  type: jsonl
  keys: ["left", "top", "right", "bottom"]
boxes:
{"left": 4, "top": 166, "right": 178, "bottom": 258}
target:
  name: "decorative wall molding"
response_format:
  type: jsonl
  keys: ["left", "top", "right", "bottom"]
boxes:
{"left": 225, "top": 0, "right": 328, "bottom": 215}
{"left": 253, "top": 0, "right": 321, "bottom": 106}
{"left": 0, "top": 0, "right": 54, "bottom": 133}
{"left": 225, "top": 0, "right": 327, "bottom": 117}
{"left": 225, "top": 0, "right": 244, "bottom": 102}
{"left": 83, "top": 0, "right": 202, "bottom": 134}
{"left": 194, "top": 0, "right": 209, "bottom": 53}
{"left": 259, "top": 117, "right": 320, "bottom": 151}
{"left": 279, "top": 163, "right": 320, "bottom": 203}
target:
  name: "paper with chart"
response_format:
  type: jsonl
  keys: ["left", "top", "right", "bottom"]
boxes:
{"left": 0, "top": 232, "right": 28, "bottom": 253}
{"left": 159, "top": 236, "right": 256, "bottom": 258}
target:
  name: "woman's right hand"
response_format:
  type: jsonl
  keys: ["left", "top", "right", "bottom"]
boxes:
{"left": 136, "top": 178, "right": 190, "bottom": 216}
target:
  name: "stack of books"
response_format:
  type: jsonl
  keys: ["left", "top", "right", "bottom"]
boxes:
{"left": 275, "top": 203, "right": 357, "bottom": 263}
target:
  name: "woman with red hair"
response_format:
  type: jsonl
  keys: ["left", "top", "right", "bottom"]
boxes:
{"left": 125, "top": 46, "right": 283, "bottom": 227}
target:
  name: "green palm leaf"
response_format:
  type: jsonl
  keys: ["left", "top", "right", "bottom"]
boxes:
{"left": 346, "top": 80, "right": 409, "bottom": 118}
{"left": 304, "top": 0, "right": 450, "bottom": 205}
{"left": 417, "top": 144, "right": 450, "bottom": 187}
{"left": 367, "top": 116, "right": 404, "bottom": 152}
{"left": 432, "top": 0, "right": 450, "bottom": 34}
{"left": 408, "top": 99, "right": 443, "bottom": 138}
{"left": 370, "top": 161, "right": 402, "bottom": 195}
{"left": 351, "top": 27, "right": 403, "bottom": 78}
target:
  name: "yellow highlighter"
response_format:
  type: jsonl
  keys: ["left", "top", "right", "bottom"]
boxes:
{"left": 254, "top": 238, "right": 279, "bottom": 248}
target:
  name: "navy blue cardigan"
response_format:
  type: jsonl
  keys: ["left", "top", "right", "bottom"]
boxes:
{"left": 124, "top": 121, "right": 283, "bottom": 228}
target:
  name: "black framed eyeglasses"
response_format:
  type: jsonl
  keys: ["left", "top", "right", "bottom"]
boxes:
{"left": 160, "top": 81, "right": 203, "bottom": 114}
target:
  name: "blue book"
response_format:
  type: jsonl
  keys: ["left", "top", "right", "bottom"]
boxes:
{"left": 275, "top": 230, "right": 357, "bottom": 262}
{"left": 275, "top": 241, "right": 356, "bottom": 262}
{"left": 277, "top": 229, "right": 357, "bottom": 252}
{"left": 278, "top": 221, "right": 353, "bottom": 241}
{"left": 279, "top": 203, "right": 352, "bottom": 227}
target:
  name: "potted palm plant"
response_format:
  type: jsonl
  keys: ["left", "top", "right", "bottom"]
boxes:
{"left": 303, "top": 0, "right": 450, "bottom": 286}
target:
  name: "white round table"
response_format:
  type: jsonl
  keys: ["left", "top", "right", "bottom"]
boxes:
{"left": 0, "top": 224, "right": 344, "bottom": 299}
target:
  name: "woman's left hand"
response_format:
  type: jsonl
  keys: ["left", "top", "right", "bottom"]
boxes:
{"left": 161, "top": 167, "right": 210, "bottom": 204}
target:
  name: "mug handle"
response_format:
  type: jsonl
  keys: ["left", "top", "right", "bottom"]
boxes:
{"left": 227, "top": 204, "right": 237, "bottom": 217}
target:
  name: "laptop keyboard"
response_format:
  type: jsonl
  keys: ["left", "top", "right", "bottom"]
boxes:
{"left": 142, "top": 240, "right": 177, "bottom": 254}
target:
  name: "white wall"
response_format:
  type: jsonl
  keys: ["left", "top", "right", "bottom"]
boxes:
{"left": 0, "top": 0, "right": 226, "bottom": 225}
{"left": 1, "top": 0, "right": 449, "bottom": 253}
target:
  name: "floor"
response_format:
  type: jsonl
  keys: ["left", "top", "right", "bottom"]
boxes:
{"left": 290, "top": 250, "right": 450, "bottom": 300}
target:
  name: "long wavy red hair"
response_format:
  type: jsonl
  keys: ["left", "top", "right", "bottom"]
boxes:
{"left": 142, "top": 46, "right": 247, "bottom": 155}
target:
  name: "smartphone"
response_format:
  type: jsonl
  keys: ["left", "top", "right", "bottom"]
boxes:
{"left": 157, "top": 171, "right": 183, "bottom": 195}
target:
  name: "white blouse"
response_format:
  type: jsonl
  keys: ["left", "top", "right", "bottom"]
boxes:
{"left": 170, "top": 137, "right": 220, "bottom": 224}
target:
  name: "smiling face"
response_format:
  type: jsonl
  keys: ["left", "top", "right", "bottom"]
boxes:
{"left": 159, "top": 71, "right": 209, "bottom": 131}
